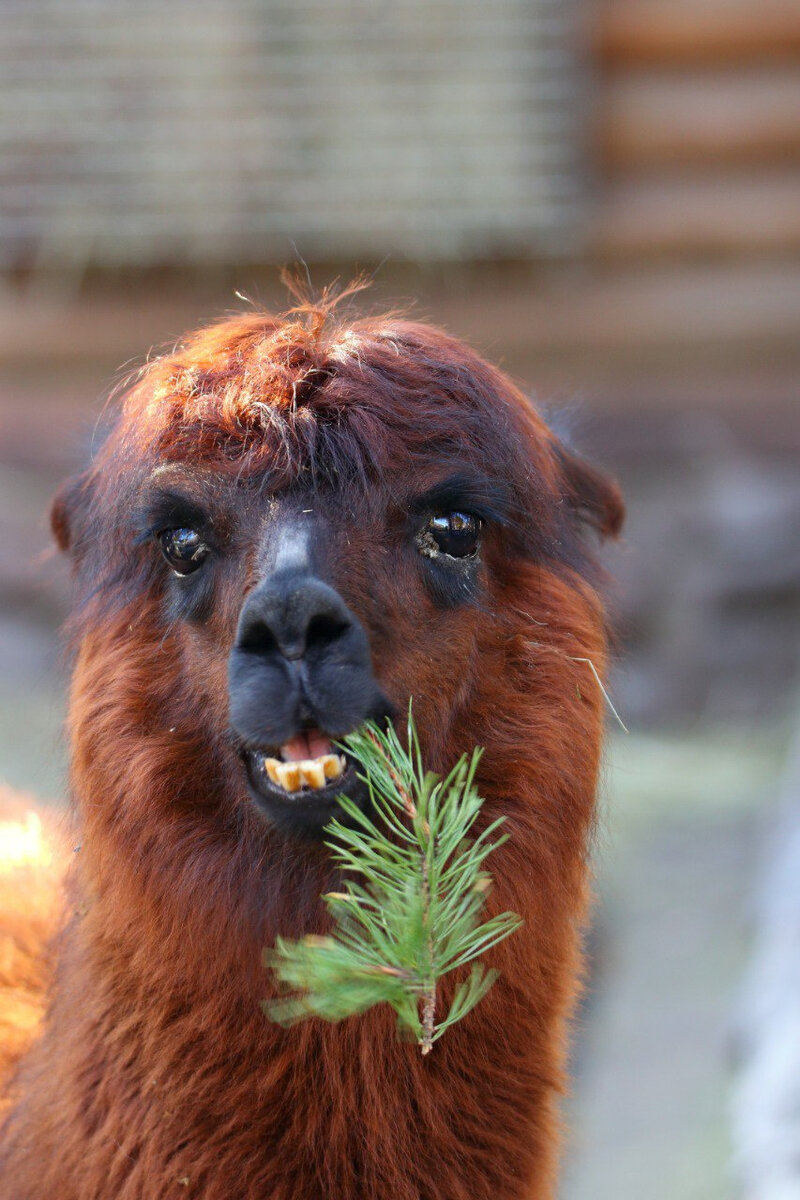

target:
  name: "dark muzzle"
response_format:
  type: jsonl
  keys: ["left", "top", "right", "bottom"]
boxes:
{"left": 228, "top": 570, "right": 389, "bottom": 834}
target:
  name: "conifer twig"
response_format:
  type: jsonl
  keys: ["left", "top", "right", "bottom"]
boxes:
{"left": 263, "top": 706, "right": 522, "bottom": 1052}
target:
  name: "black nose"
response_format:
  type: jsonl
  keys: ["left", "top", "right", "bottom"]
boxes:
{"left": 228, "top": 572, "right": 386, "bottom": 753}
{"left": 236, "top": 573, "right": 354, "bottom": 663}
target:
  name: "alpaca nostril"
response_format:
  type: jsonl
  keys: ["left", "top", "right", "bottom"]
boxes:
{"left": 237, "top": 619, "right": 280, "bottom": 657}
{"left": 305, "top": 612, "right": 350, "bottom": 652}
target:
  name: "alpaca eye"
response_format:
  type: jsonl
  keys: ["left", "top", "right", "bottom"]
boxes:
{"left": 157, "top": 528, "right": 209, "bottom": 575}
{"left": 426, "top": 512, "right": 482, "bottom": 559}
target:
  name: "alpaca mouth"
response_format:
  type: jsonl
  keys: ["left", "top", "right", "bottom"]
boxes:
{"left": 241, "top": 727, "right": 368, "bottom": 829}
{"left": 261, "top": 750, "right": 347, "bottom": 794}
{"left": 250, "top": 728, "right": 350, "bottom": 797}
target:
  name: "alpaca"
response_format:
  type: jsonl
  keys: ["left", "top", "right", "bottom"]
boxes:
{"left": 0, "top": 297, "right": 622, "bottom": 1199}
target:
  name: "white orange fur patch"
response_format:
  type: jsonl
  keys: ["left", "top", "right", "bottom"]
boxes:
{"left": 0, "top": 787, "right": 66, "bottom": 1105}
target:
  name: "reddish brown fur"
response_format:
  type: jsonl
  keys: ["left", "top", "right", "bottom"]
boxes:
{"left": 0, "top": 298, "right": 622, "bottom": 1199}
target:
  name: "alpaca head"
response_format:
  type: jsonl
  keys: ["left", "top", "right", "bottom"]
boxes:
{"left": 51, "top": 301, "right": 623, "bottom": 845}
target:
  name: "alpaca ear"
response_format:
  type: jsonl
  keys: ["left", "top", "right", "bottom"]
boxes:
{"left": 50, "top": 470, "right": 93, "bottom": 554}
{"left": 554, "top": 441, "right": 624, "bottom": 540}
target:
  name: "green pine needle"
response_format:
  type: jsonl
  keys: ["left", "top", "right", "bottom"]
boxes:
{"left": 263, "top": 706, "right": 522, "bottom": 1054}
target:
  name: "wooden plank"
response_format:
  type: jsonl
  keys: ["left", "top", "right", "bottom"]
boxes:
{"left": 600, "top": 70, "right": 800, "bottom": 168}
{"left": 594, "top": 1, "right": 800, "bottom": 66}
{"left": 592, "top": 171, "right": 800, "bottom": 257}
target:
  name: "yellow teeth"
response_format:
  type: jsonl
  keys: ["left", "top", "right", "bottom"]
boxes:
{"left": 276, "top": 762, "right": 302, "bottom": 793}
{"left": 262, "top": 754, "right": 346, "bottom": 794}
{"left": 321, "top": 754, "right": 343, "bottom": 780}
{"left": 301, "top": 760, "right": 327, "bottom": 789}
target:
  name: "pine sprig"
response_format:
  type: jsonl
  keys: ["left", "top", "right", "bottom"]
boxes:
{"left": 263, "top": 707, "right": 522, "bottom": 1054}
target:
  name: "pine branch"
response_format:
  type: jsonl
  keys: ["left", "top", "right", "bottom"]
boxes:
{"left": 263, "top": 706, "right": 522, "bottom": 1054}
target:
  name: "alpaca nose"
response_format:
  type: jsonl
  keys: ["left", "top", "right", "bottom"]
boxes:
{"left": 229, "top": 570, "right": 385, "bottom": 755}
{"left": 235, "top": 573, "right": 356, "bottom": 663}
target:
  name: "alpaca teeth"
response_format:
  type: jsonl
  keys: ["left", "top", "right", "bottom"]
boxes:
{"left": 299, "top": 760, "right": 326, "bottom": 789}
{"left": 321, "top": 754, "right": 345, "bottom": 780}
{"left": 275, "top": 762, "right": 302, "bottom": 793}
{"left": 264, "top": 759, "right": 281, "bottom": 785}
{"left": 261, "top": 754, "right": 346, "bottom": 794}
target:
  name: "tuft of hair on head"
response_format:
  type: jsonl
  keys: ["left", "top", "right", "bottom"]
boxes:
{"left": 278, "top": 268, "right": 374, "bottom": 346}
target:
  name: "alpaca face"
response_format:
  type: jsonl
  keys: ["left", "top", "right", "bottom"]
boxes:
{"left": 137, "top": 464, "right": 514, "bottom": 836}
{"left": 52, "top": 311, "right": 623, "bottom": 842}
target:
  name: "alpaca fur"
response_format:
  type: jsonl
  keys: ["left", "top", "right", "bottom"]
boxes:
{"left": 0, "top": 791, "right": 64, "bottom": 1111}
{"left": 0, "top": 296, "right": 623, "bottom": 1199}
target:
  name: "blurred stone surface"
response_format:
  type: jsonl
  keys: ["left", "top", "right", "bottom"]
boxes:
{"left": 731, "top": 717, "right": 800, "bottom": 1200}
{"left": 564, "top": 728, "right": 786, "bottom": 1200}
{"left": 0, "top": 612, "right": 66, "bottom": 803}
{"left": 585, "top": 406, "right": 800, "bottom": 726}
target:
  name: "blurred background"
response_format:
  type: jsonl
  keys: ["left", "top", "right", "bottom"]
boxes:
{"left": 1, "top": 1, "right": 799, "bottom": 1195}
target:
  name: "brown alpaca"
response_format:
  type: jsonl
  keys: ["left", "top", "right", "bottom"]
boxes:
{"left": 0, "top": 298, "right": 622, "bottom": 1199}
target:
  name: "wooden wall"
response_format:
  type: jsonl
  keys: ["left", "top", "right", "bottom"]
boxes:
{"left": 591, "top": 0, "right": 800, "bottom": 258}
{"left": 0, "top": 0, "right": 584, "bottom": 270}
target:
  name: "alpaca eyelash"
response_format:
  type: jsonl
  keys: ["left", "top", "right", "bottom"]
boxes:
{"left": 409, "top": 473, "right": 511, "bottom": 528}
{"left": 132, "top": 491, "right": 213, "bottom": 547}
